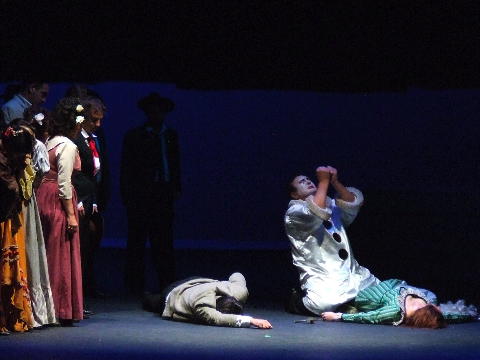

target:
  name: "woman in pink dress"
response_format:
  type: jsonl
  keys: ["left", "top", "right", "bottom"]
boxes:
{"left": 37, "top": 97, "right": 85, "bottom": 326}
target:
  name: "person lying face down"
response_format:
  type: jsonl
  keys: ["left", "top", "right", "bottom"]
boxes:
{"left": 144, "top": 273, "right": 272, "bottom": 329}
{"left": 320, "top": 279, "right": 450, "bottom": 329}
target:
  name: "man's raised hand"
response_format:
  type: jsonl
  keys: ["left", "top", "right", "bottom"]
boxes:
{"left": 327, "top": 166, "right": 338, "bottom": 185}
{"left": 316, "top": 166, "right": 331, "bottom": 183}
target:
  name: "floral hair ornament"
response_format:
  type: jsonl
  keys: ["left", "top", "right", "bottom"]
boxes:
{"left": 3, "top": 127, "right": 22, "bottom": 137}
{"left": 76, "top": 116, "right": 85, "bottom": 124}
{"left": 34, "top": 113, "right": 45, "bottom": 125}
{"left": 76, "top": 104, "right": 84, "bottom": 112}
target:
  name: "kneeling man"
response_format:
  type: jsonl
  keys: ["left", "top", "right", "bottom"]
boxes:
{"left": 144, "top": 272, "right": 272, "bottom": 329}
{"left": 285, "top": 166, "right": 379, "bottom": 315}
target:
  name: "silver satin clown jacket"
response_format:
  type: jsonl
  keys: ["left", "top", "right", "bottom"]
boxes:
{"left": 285, "top": 187, "right": 379, "bottom": 314}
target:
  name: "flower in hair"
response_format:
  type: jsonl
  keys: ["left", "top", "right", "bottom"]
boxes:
{"left": 76, "top": 104, "right": 84, "bottom": 112}
{"left": 76, "top": 116, "right": 85, "bottom": 124}
{"left": 3, "top": 127, "right": 14, "bottom": 137}
{"left": 34, "top": 113, "right": 45, "bottom": 125}
{"left": 3, "top": 127, "right": 22, "bottom": 137}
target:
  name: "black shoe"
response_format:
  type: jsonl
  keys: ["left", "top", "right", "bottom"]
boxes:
{"left": 59, "top": 319, "right": 74, "bottom": 327}
{"left": 284, "top": 288, "right": 299, "bottom": 314}
{"left": 83, "top": 309, "right": 94, "bottom": 318}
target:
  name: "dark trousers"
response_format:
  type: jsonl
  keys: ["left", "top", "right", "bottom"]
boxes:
{"left": 284, "top": 287, "right": 318, "bottom": 316}
{"left": 125, "top": 199, "right": 175, "bottom": 294}
{"left": 79, "top": 209, "right": 104, "bottom": 297}
{"left": 285, "top": 287, "right": 357, "bottom": 316}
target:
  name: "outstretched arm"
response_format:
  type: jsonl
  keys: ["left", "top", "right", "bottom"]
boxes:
{"left": 194, "top": 306, "right": 272, "bottom": 329}
{"left": 322, "top": 304, "right": 402, "bottom": 325}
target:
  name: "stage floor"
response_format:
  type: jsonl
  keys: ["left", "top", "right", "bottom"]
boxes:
{"left": 3, "top": 297, "right": 480, "bottom": 360}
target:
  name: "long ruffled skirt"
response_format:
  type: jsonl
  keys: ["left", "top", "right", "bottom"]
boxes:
{"left": 0, "top": 212, "right": 34, "bottom": 333}
{"left": 24, "top": 193, "right": 56, "bottom": 326}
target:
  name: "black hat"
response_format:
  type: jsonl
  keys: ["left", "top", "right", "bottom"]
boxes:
{"left": 137, "top": 92, "right": 175, "bottom": 113}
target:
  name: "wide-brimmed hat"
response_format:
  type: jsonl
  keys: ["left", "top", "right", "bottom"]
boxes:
{"left": 137, "top": 92, "right": 175, "bottom": 113}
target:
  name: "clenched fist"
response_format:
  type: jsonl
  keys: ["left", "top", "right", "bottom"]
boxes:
{"left": 327, "top": 166, "right": 338, "bottom": 185}
{"left": 316, "top": 166, "right": 331, "bottom": 183}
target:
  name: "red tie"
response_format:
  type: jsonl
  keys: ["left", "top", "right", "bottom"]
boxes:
{"left": 88, "top": 137, "right": 100, "bottom": 175}
{"left": 88, "top": 137, "right": 99, "bottom": 158}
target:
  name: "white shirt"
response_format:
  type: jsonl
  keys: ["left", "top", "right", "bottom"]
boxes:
{"left": 284, "top": 187, "right": 379, "bottom": 314}
{"left": 81, "top": 129, "right": 101, "bottom": 176}
{"left": 32, "top": 139, "right": 50, "bottom": 176}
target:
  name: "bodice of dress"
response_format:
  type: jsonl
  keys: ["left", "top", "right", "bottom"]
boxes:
{"left": 44, "top": 136, "right": 81, "bottom": 199}
{"left": 394, "top": 285, "right": 438, "bottom": 325}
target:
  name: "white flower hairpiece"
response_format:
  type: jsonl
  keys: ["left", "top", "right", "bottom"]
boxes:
{"left": 34, "top": 113, "right": 45, "bottom": 125}
{"left": 76, "top": 104, "right": 84, "bottom": 112}
{"left": 76, "top": 115, "right": 85, "bottom": 124}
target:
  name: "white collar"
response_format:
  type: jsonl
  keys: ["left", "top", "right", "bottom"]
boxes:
{"left": 288, "top": 195, "right": 333, "bottom": 208}
{"left": 81, "top": 129, "right": 97, "bottom": 139}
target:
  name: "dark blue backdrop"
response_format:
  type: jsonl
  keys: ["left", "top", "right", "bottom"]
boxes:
{"left": 2, "top": 83, "right": 478, "bottom": 251}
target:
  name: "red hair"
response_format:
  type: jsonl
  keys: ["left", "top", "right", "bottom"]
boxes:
{"left": 404, "top": 304, "right": 447, "bottom": 329}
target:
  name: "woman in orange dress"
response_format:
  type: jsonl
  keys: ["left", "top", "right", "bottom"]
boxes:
{"left": 0, "top": 125, "right": 35, "bottom": 335}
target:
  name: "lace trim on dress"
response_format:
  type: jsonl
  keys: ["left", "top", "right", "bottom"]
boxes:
{"left": 29, "top": 285, "right": 56, "bottom": 327}
{"left": 305, "top": 196, "right": 332, "bottom": 220}
{"left": 394, "top": 287, "right": 430, "bottom": 326}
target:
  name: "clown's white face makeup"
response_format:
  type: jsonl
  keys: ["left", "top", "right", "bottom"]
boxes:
{"left": 291, "top": 175, "right": 317, "bottom": 200}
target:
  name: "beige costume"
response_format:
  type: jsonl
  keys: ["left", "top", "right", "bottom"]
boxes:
{"left": 162, "top": 272, "right": 252, "bottom": 327}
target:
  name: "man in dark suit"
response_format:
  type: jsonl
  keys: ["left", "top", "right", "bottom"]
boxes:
{"left": 72, "top": 98, "right": 109, "bottom": 301}
{"left": 120, "top": 93, "right": 181, "bottom": 295}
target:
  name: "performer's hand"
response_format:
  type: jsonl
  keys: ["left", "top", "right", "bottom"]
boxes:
{"left": 77, "top": 203, "right": 85, "bottom": 217}
{"left": 92, "top": 204, "right": 98, "bottom": 214}
{"left": 67, "top": 214, "right": 78, "bottom": 234}
{"left": 327, "top": 166, "right": 338, "bottom": 185}
{"left": 316, "top": 166, "right": 331, "bottom": 183}
{"left": 321, "top": 312, "right": 342, "bottom": 321}
{"left": 251, "top": 318, "right": 273, "bottom": 329}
